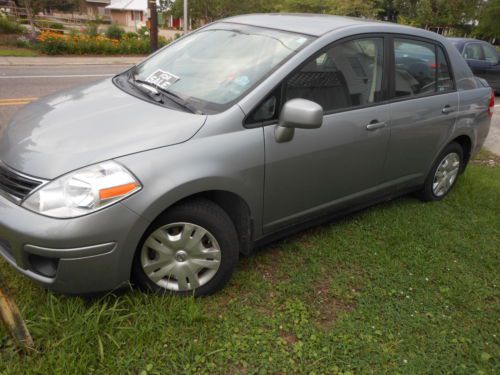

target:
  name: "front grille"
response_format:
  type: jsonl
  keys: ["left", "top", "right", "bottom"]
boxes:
{"left": 0, "top": 161, "right": 44, "bottom": 203}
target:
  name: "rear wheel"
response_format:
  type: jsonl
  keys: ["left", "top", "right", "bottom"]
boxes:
{"left": 417, "top": 142, "right": 463, "bottom": 202}
{"left": 132, "top": 198, "right": 239, "bottom": 296}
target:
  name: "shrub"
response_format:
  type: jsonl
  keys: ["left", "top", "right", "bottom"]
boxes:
{"left": 49, "top": 22, "right": 64, "bottom": 30}
{"left": 38, "top": 21, "right": 64, "bottom": 34}
{"left": 106, "top": 23, "right": 125, "bottom": 40}
{"left": 84, "top": 23, "right": 99, "bottom": 37}
{"left": 137, "top": 26, "right": 149, "bottom": 38}
{"left": 124, "top": 31, "right": 138, "bottom": 39}
{"left": 36, "top": 30, "right": 171, "bottom": 55}
{"left": 0, "top": 16, "right": 24, "bottom": 34}
{"left": 16, "top": 35, "right": 31, "bottom": 48}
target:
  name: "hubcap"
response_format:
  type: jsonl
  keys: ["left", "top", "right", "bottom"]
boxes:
{"left": 432, "top": 152, "right": 460, "bottom": 197}
{"left": 140, "top": 222, "right": 222, "bottom": 292}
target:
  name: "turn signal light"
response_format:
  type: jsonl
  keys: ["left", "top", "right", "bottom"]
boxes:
{"left": 99, "top": 182, "right": 140, "bottom": 200}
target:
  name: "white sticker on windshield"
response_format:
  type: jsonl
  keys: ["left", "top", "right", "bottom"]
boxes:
{"left": 234, "top": 75, "right": 250, "bottom": 87}
{"left": 145, "top": 69, "right": 180, "bottom": 89}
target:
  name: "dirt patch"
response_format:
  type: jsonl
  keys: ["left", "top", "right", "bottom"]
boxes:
{"left": 472, "top": 158, "right": 499, "bottom": 167}
{"left": 472, "top": 149, "right": 500, "bottom": 166}
{"left": 279, "top": 330, "right": 298, "bottom": 345}
{"left": 309, "top": 268, "right": 359, "bottom": 330}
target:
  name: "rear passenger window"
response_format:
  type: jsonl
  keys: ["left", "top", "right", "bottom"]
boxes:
{"left": 394, "top": 39, "right": 453, "bottom": 98}
{"left": 285, "top": 38, "right": 384, "bottom": 113}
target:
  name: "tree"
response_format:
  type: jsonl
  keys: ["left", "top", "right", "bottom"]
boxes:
{"left": 475, "top": 0, "right": 500, "bottom": 40}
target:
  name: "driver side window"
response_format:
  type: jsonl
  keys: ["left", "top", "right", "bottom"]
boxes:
{"left": 284, "top": 37, "right": 385, "bottom": 113}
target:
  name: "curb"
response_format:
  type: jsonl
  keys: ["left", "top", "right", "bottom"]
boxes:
{"left": 0, "top": 56, "right": 145, "bottom": 66}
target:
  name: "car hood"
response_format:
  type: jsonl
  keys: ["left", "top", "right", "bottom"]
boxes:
{"left": 0, "top": 79, "right": 206, "bottom": 179}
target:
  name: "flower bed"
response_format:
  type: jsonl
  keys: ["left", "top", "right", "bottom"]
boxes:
{"left": 36, "top": 31, "right": 169, "bottom": 55}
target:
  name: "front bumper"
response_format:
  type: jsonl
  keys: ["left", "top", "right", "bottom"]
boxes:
{"left": 0, "top": 194, "right": 150, "bottom": 294}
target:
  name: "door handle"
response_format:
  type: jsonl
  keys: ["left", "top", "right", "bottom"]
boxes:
{"left": 442, "top": 105, "right": 455, "bottom": 114}
{"left": 366, "top": 121, "right": 387, "bottom": 131}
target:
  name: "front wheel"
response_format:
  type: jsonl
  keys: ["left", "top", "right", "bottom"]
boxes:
{"left": 417, "top": 142, "right": 463, "bottom": 202}
{"left": 132, "top": 198, "right": 239, "bottom": 296}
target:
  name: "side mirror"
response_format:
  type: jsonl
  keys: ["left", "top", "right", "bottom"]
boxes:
{"left": 275, "top": 99, "right": 323, "bottom": 143}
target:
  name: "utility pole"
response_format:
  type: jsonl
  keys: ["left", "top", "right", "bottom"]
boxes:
{"left": 148, "top": 0, "right": 158, "bottom": 53}
{"left": 183, "top": 0, "right": 188, "bottom": 34}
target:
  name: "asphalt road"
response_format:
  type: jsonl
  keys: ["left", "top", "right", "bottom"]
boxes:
{"left": 0, "top": 64, "right": 499, "bottom": 155}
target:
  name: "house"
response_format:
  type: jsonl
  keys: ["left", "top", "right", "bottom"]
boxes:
{"left": 85, "top": 0, "right": 111, "bottom": 17}
{"left": 105, "top": 0, "right": 147, "bottom": 29}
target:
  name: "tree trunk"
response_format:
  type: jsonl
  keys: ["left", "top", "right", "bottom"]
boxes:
{"left": 22, "top": 0, "right": 37, "bottom": 38}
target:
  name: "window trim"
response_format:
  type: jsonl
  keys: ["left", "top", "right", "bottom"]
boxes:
{"left": 244, "top": 33, "right": 391, "bottom": 128}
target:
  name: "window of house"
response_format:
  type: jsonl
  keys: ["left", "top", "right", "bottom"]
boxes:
{"left": 284, "top": 37, "right": 384, "bottom": 113}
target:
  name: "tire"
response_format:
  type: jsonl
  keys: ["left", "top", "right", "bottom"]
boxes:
{"left": 132, "top": 198, "right": 239, "bottom": 296}
{"left": 417, "top": 142, "right": 464, "bottom": 202}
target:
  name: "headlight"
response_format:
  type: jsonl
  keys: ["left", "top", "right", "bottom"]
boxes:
{"left": 22, "top": 161, "right": 141, "bottom": 218}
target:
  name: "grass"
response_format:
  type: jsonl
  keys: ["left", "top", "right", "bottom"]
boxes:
{"left": 0, "top": 47, "right": 38, "bottom": 57}
{"left": 1, "top": 152, "right": 499, "bottom": 374}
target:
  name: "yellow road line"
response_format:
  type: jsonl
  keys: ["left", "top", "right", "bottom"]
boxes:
{"left": 0, "top": 97, "right": 38, "bottom": 102}
{"left": 0, "top": 97, "right": 37, "bottom": 107}
{"left": 0, "top": 101, "right": 31, "bottom": 106}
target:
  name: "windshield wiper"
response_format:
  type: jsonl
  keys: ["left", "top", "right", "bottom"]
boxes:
{"left": 128, "top": 71, "right": 202, "bottom": 114}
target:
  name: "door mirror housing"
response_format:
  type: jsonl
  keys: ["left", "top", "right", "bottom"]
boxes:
{"left": 275, "top": 99, "right": 323, "bottom": 143}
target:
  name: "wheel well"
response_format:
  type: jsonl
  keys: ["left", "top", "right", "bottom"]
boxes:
{"left": 452, "top": 135, "right": 472, "bottom": 170}
{"left": 171, "top": 191, "right": 253, "bottom": 255}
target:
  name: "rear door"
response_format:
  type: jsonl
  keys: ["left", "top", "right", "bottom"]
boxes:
{"left": 260, "top": 36, "right": 391, "bottom": 232}
{"left": 384, "top": 37, "right": 458, "bottom": 189}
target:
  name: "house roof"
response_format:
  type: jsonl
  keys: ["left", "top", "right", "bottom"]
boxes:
{"left": 105, "top": 0, "right": 147, "bottom": 11}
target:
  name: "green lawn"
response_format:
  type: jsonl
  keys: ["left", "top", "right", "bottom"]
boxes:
{"left": 1, "top": 153, "right": 499, "bottom": 375}
{"left": 0, "top": 47, "right": 38, "bottom": 57}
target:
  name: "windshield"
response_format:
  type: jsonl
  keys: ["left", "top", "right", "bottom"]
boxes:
{"left": 133, "top": 23, "right": 314, "bottom": 113}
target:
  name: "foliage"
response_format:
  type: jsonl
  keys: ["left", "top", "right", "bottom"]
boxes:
{"left": 35, "top": 30, "right": 170, "bottom": 55}
{"left": 105, "top": 23, "right": 125, "bottom": 40}
{"left": 0, "top": 17, "right": 24, "bottom": 34}
{"left": 137, "top": 26, "right": 150, "bottom": 38}
{"left": 474, "top": 0, "right": 500, "bottom": 40}
{"left": 0, "top": 153, "right": 498, "bottom": 374}
{"left": 84, "top": 23, "right": 99, "bottom": 38}
{"left": 37, "top": 20, "right": 64, "bottom": 33}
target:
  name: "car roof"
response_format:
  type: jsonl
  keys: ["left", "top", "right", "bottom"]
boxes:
{"left": 223, "top": 13, "right": 388, "bottom": 37}
{"left": 447, "top": 37, "right": 487, "bottom": 45}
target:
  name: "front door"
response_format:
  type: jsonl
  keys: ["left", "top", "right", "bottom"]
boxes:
{"left": 262, "top": 37, "right": 391, "bottom": 232}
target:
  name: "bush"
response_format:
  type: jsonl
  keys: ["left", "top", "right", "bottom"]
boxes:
{"left": 84, "top": 23, "right": 99, "bottom": 37}
{"left": 36, "top": 30, "right": 171, "bottom": 55}
{"left": 0, "top": 16, "right": 24, "bottom": 34}
{"left": 106, "top": 23, "right": 125, "bottom": 40}
{"left": 38, "top": 21, "right": 64, "bottom": 34}
{"left": 16, "top": 35, "right": 31, "bottom": 48}
{"left": 124, "top": 31, "right": 138, "bottom": 39}
{"left": 137, "top": 26, "right": 149, "bottom": 38}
